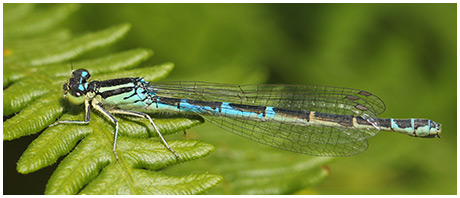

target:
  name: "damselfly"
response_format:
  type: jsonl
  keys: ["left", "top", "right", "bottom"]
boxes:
{"left": 51, "top": 69, "right": 442, "bottom": 160}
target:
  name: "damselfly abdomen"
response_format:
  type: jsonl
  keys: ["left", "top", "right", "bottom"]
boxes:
{"left": 51, "top": 69, "right": 441, "bottom": 160}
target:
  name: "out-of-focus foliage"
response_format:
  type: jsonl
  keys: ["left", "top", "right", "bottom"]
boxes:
{"left": 5, "top": 3, "right": 456, "bottom": 195}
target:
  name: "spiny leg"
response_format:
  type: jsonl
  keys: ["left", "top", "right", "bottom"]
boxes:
{"left": 107, "top": 108, "right": 180, "bottom": 159}
{"left": 49, "top": 98, "right": 91, "bottom": 127}
{"left": 91, "top": 100, "right": 121, "bottom": 161}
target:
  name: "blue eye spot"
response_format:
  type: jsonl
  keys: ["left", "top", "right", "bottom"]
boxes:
{"left": 78, "top": 84, "right": 85, "bottom": 91}
{"left": 82, "top": 71, "right": 88, "bottom": 77}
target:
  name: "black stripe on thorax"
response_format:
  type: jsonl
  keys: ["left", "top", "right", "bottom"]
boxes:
{"left": 97, "top": 78, "right": 139, "bottom": 88}
{"left": 100, "top": 87, "right": 134, "bottom": 99}
{"left": 94, "top": 78, "right": 139, "bottom": 99}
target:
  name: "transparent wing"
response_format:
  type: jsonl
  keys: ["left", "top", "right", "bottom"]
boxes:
{"left": 203, "top": 114, "right": 369, "bottom": 156}
{"left": 152, "top": 82, "right": 385, "bottom": 114}
{"left": 149, "top": 82, "right": 384, "bottom": 156}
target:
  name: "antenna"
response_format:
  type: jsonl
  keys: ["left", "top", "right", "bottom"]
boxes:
{"left": 70, "top": 60, "right": 74, "bottom": 72}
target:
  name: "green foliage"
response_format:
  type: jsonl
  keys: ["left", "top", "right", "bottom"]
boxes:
{"left": 4, "top": 4, "right": 79, "bottom": 38}
{"left": 74, "top": 4, "right": 455, "bottom": 194}
{"left": 79, "top": 164, "right": 222, "bottom": 195}
{"left": 4, "top": 4, "right": 222, "bottom": 195}
{"left": 12, "top": 3, "right": 455, "bottom": 195}
{"left": 166, "top": 145, "right": 333, "bottom": 195}
{"left": 45, "top": 137, "right": 218, "bottom": 195}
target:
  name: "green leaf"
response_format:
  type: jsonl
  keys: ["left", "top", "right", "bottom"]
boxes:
{"left": 97, "top": 62, "right": 174, "bottom": 82}
{"left": 208, "top": 157, "right": 331, "bottom": 194}
{"left": 80, "top": 164, "right": 222, "bottom": 195}
{"left": 4, "top": 4, "right": 221, "bottom": 195}
{"left": 90, "top": 139, "right": 220, "bottom": 195}
{"left": 163, "top": 125, "right": 334, "bottom": 194}
{"left": 5, "top": 23, "right": 131, "bottom": 66}
{"left": 45, "top": 136, "right": 218, "bottom": 195}
{"left": 4, "top": 48, "right": 153, "bottom": 87}
{"left": 4, "top": 29, "right": 72, "bottom": 52}
{"left": 3, "top": 91, "right": 65, "bottom": 141}
{"left": 3, "top": 4, "right": 35, "bottom": 24}
{"left": 4, "top": 4, "right": 79, "bottom": 38}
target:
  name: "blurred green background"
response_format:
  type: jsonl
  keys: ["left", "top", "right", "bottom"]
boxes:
{"left": 4, "top": 3, "right": 456, "bottom": 194}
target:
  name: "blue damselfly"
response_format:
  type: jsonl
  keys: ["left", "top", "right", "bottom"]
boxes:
{"left": 51, "top": 69, "right": 442, "bottom": 160}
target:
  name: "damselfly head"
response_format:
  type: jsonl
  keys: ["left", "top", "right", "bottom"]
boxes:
{"left": 63, "top": 68, "right": 91, "bottom": 105}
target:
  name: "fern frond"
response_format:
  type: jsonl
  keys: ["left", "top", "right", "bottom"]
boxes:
{"left": 4, "top": 4, "right": 221, "bottom": 195}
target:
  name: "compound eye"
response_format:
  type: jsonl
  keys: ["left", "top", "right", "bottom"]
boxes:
{"left": 67, "top": 92, "right": 85, "bottom": 105}
{"left": 73, "top": 69, "right": 91, "bottom": 81}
